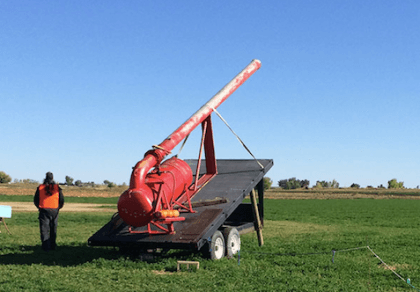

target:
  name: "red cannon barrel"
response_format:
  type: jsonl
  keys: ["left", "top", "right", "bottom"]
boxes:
{"left": 118, "top": 60, "right": 262, "bottom": 228}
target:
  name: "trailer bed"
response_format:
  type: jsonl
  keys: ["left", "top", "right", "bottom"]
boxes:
{"left": 88, "top": 159, "right": 273, "bottom": 250}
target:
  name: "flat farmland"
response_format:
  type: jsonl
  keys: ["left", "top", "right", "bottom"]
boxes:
{"left": 0, "top": 183, "right": 124, "bottom": 198}
{"left": 266, "top": 187, "right": 420, "bottom": 200}
{"left": 3, "top": 183, "right": 420, "bottom": 199}
{"left": 1, "top": 184, "right": 420, "bottom": 291}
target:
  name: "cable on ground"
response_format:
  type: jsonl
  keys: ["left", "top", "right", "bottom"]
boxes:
{"left": 240, "top": 246, "right": 419, "bottom": 291}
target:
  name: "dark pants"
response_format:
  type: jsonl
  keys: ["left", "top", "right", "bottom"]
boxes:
{"left": 38, "top": 209, "right": 59, "bottom": 251}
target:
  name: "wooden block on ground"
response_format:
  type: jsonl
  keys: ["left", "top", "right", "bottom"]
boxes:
{"left": 177, "top": 260, "right": 199, "bottom": 271}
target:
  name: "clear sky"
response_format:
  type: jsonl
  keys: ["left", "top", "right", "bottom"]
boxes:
{"left": 1, "top": 1, "right": 419, "bottom": 188}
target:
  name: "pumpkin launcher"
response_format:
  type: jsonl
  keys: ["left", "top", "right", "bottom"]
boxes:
{"left": 117, "top": 59, "right": 262, "bottom": 235}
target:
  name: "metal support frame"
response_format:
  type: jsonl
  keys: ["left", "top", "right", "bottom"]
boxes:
{"left": 129, "top": 115, "right": 218, "bottom": 235}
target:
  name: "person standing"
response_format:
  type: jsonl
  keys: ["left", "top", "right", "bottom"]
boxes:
{"left": 34, "top": 172, "right": 64, "bottom": 251}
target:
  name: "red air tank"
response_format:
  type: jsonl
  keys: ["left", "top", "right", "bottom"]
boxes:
{"left": 118, "top": 157, "right": 192, "bottom": 227}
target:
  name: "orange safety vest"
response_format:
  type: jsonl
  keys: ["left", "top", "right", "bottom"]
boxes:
{"left": 38, "top": 184, "right": 60, "bottom": 209}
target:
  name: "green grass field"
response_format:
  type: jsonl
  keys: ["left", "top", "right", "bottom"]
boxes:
{"left": 1, "top": 197, "right": 420, "bottom": 291}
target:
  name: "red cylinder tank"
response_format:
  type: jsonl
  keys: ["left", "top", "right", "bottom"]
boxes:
{"left": 117, "top": 157, "right": 193, "bottom": 227}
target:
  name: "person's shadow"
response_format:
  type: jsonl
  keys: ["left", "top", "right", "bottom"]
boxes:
{"left": 0, "top": 244, "right": 120, "bottom": 267}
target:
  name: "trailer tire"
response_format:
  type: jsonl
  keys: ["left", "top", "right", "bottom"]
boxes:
{"left": 223, "top": 227, "right": 240, "bottom": 258}
{"left": 209, "top": 230, "right": 225, "bottom": 260}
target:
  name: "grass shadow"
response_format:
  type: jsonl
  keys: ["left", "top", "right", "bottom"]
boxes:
{"left": 1, "top": 244, "right": 207, "bottom": 268}
{"left": 119, "top": 246, "right": 206, "bottom": 262}
{"left": 0, "top": 244, "right": 121, "bottom": 267}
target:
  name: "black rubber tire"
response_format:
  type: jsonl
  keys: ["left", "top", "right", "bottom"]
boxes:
{"left": 222, "top": 227, "right": 241, "bottom": 258}
{"left": 209, "top": 230, "right": 225, "bottom": 260}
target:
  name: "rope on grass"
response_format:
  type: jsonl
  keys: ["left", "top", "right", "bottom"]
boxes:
{"left": 366, "top": 246, "right": 420, "bottom": 291}
{"left": 242, "top": 246, "right": 420, "bottom": 291}
{"left": 366, "top": 246, "right": 404, "bottom": 282}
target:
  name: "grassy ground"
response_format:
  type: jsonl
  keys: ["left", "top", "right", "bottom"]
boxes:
{"left": 266, "top": 187, "right": 420, "bottom": 200}
{"left": 1, "top": 196, "right": 420, "bottom": 291}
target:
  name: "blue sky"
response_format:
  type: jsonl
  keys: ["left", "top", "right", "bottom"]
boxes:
{"left": 1, "top": 1, "right": 419, "bottom": 188}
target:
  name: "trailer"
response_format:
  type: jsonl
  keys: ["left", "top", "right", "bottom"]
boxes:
{"left": 88, "top": 159, "right": 272, "bottom": 259}
{"left": 88, "top": 60, "right": 272, "bottom": 259}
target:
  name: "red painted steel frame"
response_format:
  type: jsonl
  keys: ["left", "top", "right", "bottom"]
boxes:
{"left": 175, "top": 115, "right": 217, "bottom": 210}
{"left": 119, "top": 59, "right": 262, "bottom": 234}
{"left": 128, "top": 116, "right": 217, "bottom": 235}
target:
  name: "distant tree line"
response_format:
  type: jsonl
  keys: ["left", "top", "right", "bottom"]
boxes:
{"left": 0, "top": 170, "right": 414, "bottom": 190}
{"left": 65, "top": 176, "right": 97, "bottom": 187}
{"left": 274, "top": 177, "right": 409, "bottom": 190}
{"left": 278, "top": 178, "right": 310, "bottom": 189}
{"left": 0, "top": 171, "right": 126, "bottom": 188}
{"left": 314, "top": 179, "right": 339, "bottom": 189}
{"left": 14, "top": 179, "right": 39, "bottom": 184}
{"left": 65, "top": 176, "right": 122, "bottom": 188}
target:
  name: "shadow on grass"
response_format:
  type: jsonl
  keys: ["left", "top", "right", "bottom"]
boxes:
{"left": 0, "top": 244, "right": 121, "bottom": 267}
{"left": 0, "top": 245, "right": 206, "bottom": 267}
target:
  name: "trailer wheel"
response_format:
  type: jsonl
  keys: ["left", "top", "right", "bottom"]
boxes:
{"left": 209, "top": 230, "right": 225, "bottom": 260}
{"left": 223, "top": 227, "right": 240, "bottom": 258}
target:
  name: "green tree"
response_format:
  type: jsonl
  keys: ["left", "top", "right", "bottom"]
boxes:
{"left": 331, "top": 179, "right": 339, "bottom": 188}
{"left": 301, "top": 179, "right": 310, "bottom": 188}
{"left": 0, "top": 171, "right": 12, "bottom": 183}
{"left": 22, "top": 178, "right": 38, "bottom": 184}
{"left": 317, "top": 179, "right": 340, "bottom": 188}
{"left": 316, "top": 180, "right": 330, "bottom": 188}
{"left": 263, "top": 177, "right": 273, "bottom": 190}
{"left": 286, "top": 179, "right": 301, "bottom": 189}
{"left": 388, "top": 178, "right": 404, "bottom": 189}
{"left": 65, "top": 176, "right": 74, "bottom": 185}
{"left": 278, "top": 178, "right": 310, "bottom": 189}
{"left": 104, "top": 180, "right": 116, "bottom": 188}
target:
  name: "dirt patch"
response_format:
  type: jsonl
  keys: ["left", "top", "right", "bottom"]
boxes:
{"left": 378, "top": 263, "right": 411, "bottom": 271}
{"left": 152, "top": 270, "right": 174, "bottom": 275}
{"left": 1, "top": 202, "right": 116, "bottom": 213}
{"left": 0, "top": 184, "right": 124, "bottom": 198}
{"left": 0, "top": 187, "right": 35, "bottom": 196}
